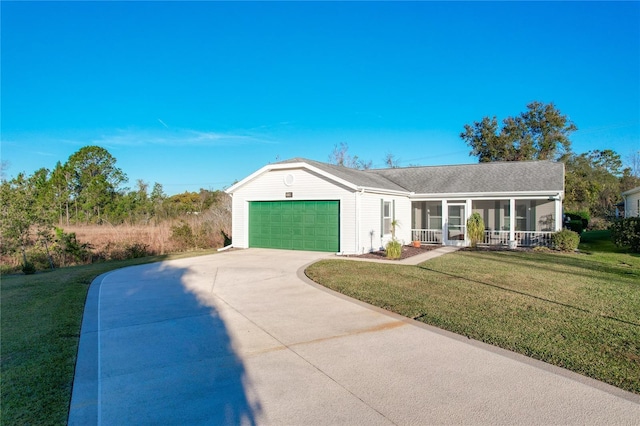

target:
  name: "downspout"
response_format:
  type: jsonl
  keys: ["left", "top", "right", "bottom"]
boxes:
{"left": 355, "top": 189, "right": 365, "bottom": 254}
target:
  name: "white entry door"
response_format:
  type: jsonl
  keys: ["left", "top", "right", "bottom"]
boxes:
{"left": 447, "top": 204, "right": 466, "bottom": 245}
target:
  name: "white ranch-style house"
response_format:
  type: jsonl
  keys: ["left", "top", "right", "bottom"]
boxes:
{"left": 226, "top": 158, "right": 565, "bottom": 254}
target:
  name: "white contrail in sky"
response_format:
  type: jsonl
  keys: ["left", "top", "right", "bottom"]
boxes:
{"left": 158, "top": 119, "right": 169, "bottom": 129}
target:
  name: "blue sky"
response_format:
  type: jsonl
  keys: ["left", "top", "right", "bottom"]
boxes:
{"left": 2, "top": 1, "right": 639, "bottom": 195}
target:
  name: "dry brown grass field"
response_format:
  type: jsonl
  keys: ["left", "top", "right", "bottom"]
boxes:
{"left": 1, "top": 208, "right": 231, "bottom": 272}
{"left": 66, "top": 213, "right": 230, "bottom": 257}
{"left": 64, "top": 223, "right": 174, "bottom": 255}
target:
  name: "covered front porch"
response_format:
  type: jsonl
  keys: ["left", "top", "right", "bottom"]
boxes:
{"left": 411, "top": 197, "right": 561, "bottom": 248}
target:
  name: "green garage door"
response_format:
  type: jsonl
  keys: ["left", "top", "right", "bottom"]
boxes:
{"left": 249, "top": 201, "right": 339, "bottom": 252}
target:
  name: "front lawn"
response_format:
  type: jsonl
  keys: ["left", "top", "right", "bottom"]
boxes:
{"left": 305, "top": 233, "right": 640, "bottom": 394}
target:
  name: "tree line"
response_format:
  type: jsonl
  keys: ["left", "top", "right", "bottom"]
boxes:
{"left": 3, "top": 103, "right": 639, "bottom": 269}
{"left": 460, "top": 101, "right": 640, "bottom": 217}
{"left": 331, "top": 101, "right": 640, "bottom": 219}
{"left": 1, "top": 145, "right": 228, "bottom": 270}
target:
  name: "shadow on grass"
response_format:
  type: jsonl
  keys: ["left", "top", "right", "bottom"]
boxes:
{"left": 417, "top": 259, "right": 640, "bottom": 328}
{"left": 456, "top": 250, "right": 639, "bottom": 285}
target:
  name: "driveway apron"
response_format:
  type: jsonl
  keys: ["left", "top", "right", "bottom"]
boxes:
{"left": 69, "top": 248, "right": 640, "bottom": 425}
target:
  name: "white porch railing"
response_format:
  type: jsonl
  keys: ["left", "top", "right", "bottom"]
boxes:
{"left": 412, "top": 229, "right": 554, "bottom": 247}
{"left": 481, "top": 230, "right": 553, "bottom": 247}
{"left": 515, "top": 231, "right": 553, "bottom": 247}
{"left": 482, "top": 231, "right": 510, "bottom": 245}
{"left": 412, "top": 229, "right": 443, "bottom": 244}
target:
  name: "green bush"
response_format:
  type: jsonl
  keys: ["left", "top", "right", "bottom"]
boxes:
{"left": 587, "top": 217, "right": 610, "bottom": 231}
{"left": 0, "top": 264, "right": 18, "bottom": 275}
{"left": 385, "top": 239, "right": 402, "bottom": 259}
{"left": 24, "top": 247, "right": 54, "bottom": 270}
{"left": 124, "top": 242, "right": 152, "bottom": 259}
{"left": 566, "top": 219, "right": 585, "bottom": 234}
{"left": 564, "top": 210, "right": 589, "bottom": 230}
{"left": 53, "top": 228, "right": 92, "bottom": 266}
{"left": 95, "top": 241, "right": 153, "bottom": 261}
{"left": 21, "top": 261, "right": 36, "bottom": 275}
{"left": 610, "top": 218, "right": 640, "bottom": 253}
{"left": 170, "top": 222, "right": 195, "bottom": 250}
{"left": 551, "top": 229, "right": 580, "bottom": 252}
{"left": 466, "top": 212, "right": 485, "bottom": 248}
{"left": 221, "top": 230, "right": 232, "bottom": 247}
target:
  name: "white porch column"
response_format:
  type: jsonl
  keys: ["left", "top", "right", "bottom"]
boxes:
{"left": 509, "top": 198, "right": 516, "bottom": 243}
{"left": 465, "top": 198, "right": 472, "bottom": 245}
{"left": 554, "top": 196, "right": 563, "bottom": 231}
{"left": 441, "top": 199, "right": 448, "bottom": 246}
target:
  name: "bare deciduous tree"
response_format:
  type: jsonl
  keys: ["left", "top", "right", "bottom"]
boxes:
{"left": 328, "top": 142, "right": 372, "bottom": 170}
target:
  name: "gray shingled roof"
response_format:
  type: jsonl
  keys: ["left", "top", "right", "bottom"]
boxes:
{"left": 375, "top": 161, "right": 564, "bottom": 194}
{"left": 277, "top": 158, "right": 408, "bottom": 192}
{"left": 277, "top": 158, "right": 564, "bottom": 194}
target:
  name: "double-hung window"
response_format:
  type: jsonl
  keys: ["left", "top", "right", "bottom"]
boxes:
{"left": 383, "top": 201, "right": 392, "bottom": 234}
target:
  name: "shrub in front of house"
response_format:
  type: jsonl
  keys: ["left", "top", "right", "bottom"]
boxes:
{"left": 610, "top": 217, "right": 640, "bottom": 253}
{"left": 385, "top": 239, "right": 402, "bottom": 259}
{"left": 466, "top": 212, "right": 485, "bottom": 248}
{"left": 551, "top": 229, "right": 580, "bottom": 252}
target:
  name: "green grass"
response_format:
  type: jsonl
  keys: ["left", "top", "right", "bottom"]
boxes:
{"left": 306, "top": 231, "right": 640, "bottom": 394}
{"left": 0, "top": 249, "right": 218, "bottom": 425}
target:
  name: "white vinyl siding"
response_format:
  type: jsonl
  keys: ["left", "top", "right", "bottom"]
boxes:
{"left": 231, "top": 168, "right": 356, "bottom": 252}
{"left": 359, "top": 195, "right": 385, "bottom": 252}
{"left": 622, "top": 187, "right": 640, "bottom": 217}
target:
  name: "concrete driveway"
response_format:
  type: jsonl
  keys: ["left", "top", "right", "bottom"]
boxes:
{"left": 69, "top": 248, "right": 639, "bottom": 425}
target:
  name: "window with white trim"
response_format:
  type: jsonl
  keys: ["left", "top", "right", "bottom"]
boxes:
{"left": 383, "top": 201, "right": 392, "bottom": 234}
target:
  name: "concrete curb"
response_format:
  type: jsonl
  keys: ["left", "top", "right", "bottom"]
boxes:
{"left": 336, "top": 245, "right": 460, "bottom": 265}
